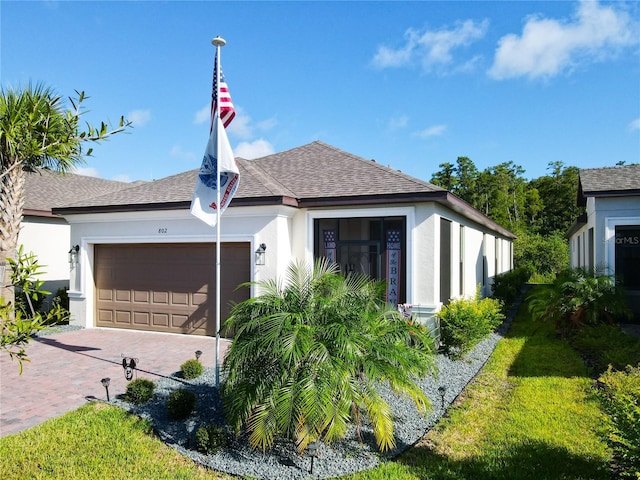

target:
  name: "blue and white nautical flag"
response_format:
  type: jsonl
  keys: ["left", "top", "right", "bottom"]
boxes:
{"left": 190, "top": 113, "right": 240, "bottom": 227}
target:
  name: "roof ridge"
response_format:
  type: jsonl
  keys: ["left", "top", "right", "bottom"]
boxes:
{"left": 239, "top": 159, "right": 297, "bottom": 197}
{"left": 312, "top": 141, "right": 445, "bottom": 192}
{"left": 581, "top": 164, "right": 640, "bottom": 172}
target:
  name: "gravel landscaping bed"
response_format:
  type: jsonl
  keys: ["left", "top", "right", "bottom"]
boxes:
{"left": 112, "top": 302, "right": 519, "bottom": 480}
{"left": 34, "top": 324, "right": 84, "bottom": 337}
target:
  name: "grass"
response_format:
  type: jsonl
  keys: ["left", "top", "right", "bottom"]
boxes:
{"left": 0, "top": 290, "right": 617, "bottom": 479}
{"left": 344, "top": 296, "right": 612, "bottom": 480}
{"left": 0, "top": 402, "right": 231, "bottom": 480}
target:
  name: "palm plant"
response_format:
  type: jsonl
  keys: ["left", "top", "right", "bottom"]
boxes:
{"left": 0, "top": 83, "right": 130, "bottom": 304}
{"left": 1, "top": 84, "right": 129, "bottom": 361}
{"left": 222, "top": 258, "right": 436, "bottom": 453}
{"left": 527, "top": 267, "right": 631, "bottom": 334}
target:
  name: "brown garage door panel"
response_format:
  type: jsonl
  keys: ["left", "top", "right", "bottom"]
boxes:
{"left": 95, "top": 243, "right": 250, "bottom": 336}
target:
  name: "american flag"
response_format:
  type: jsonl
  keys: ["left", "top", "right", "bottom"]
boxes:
{"left": 211, "top": 55, "right": 235, "bottom": 131}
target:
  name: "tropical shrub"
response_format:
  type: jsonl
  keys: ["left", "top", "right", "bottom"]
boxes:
{"left": 570, "top": 324, "right": 640, "bottom": 374}
{"left": 1, "top": 246, "right": 69, "bottom": 371}
{"left": 438, "top": 287, "right": 504, "bottom": 359}
{"left": 52, "top": 287, "right": 70, "bottom": 311}
{"left": 222, "top": 259, "right": 436, "bottom": 453}
{"left": 598, "top": 365, "right": 640, "bottom": 478}
{"left": 125, "top": 378, "right": 155, "bottom": 405}
{"left": 491, "top": 266, "right": 531, "bottom": 309}
{"left": 527, "top": 267, "right": 631, "bottom": 334}
{"left": 166, "top": 389, "right": 196, "bottom": 420}
{"left": 180, "top": 359, "right": 204, "bottom": 379}
{"left": 195, "top": 424, "right": 228, "bottom": 454}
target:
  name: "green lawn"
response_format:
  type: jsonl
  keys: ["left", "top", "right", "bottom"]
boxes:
{"left": 0, "top": 296, "right": 615, "bottom": 479}
{"left": 344, "top": 302, "right": 612, "bottom": 480}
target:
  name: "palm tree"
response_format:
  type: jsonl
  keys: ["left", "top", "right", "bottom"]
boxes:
{"left": 222, "top": 258, "right": 437, "bottom": 453}
{"left": 528, "top": 267, "right": 632, "bottom": 334}
{"left": 0, "top": 83, "right": 130, "bottom": 303}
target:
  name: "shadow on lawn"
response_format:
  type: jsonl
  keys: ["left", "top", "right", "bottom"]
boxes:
{"left": 397, "top": 438, "right": 610, "bottom": 480}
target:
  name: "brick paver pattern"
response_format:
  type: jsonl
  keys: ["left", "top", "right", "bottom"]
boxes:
{"left": 0, "top": 328, "right": 229, "bottom": 437}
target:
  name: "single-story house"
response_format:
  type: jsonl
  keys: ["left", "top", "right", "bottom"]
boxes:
{"left": 567, "top": 164, "right": 640, "bottom": 321}
{"left": 20, "top": 171, "right": 134, "bottom": 306}
{"left": 53, "top": 141, "right": 515, "bottom": 336}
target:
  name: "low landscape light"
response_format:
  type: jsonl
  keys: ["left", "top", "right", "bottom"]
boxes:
{"left": 438, "top": 385, "right": 447, "bottom": 410}
{"left": 101, "top": 377, "right": 111, "bottom": 401}
{"left": 306, "top": 441, "right": 321, "bottom": 474}
{"left": 195, "top": 350, "right": 202, "bottom": 360}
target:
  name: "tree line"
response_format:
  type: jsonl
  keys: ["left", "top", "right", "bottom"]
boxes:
{"left": 430, "top": 157, "right": 583, "bottom": 278}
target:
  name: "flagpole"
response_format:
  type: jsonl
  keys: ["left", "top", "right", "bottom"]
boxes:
{"left": 212, "top": 35, "right": 225, "bottom": 389}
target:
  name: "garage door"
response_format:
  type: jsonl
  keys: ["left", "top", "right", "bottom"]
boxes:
{"left": 95, "top": 243, "right": 250, "bottom": 336}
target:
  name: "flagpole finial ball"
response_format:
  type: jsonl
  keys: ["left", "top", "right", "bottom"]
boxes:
{"left": 212, "top": 36, "right": 226, "bottom": 47}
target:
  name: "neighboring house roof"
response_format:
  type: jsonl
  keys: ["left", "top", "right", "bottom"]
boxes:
{"left": 25, "top": 170, "right": 137, "bottom": 218}
{"left": 577, "top": 165, "right": 640, "bottom": 206}
{"left": 567, "top": 164, "right": 640, "bottom": 238}
{"left": 52, "top": 141, "right": 515, "bottom": 238}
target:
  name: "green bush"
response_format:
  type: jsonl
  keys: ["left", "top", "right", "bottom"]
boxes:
{"left": 180, "top": 359, "right": 204, "bottom": 379}
{"left": 195, "top": 424, "right": 228, "bottom": 454}
{"left": 514, "top": 231, "right": 568, "bottom": 278}
{"left": 527, "top": 268, "right": 632, "bottom": 334}
{"left": 491, "top": 267, "right": 531, "bottom": 309}
{"left": 52, "top": 287, "right": 70, "bottom": 310}
{"left": 166, "top": 389, "right": 196, "bottom": 420}
{"left": 438, "top": 288, "right": 504, "bottom": 359}
{"left": 125, "top": 378, "right": 155, "bottom": 405}
{"left": 598, "top": 365, "right": 640, "bottom": 478}
{"left": 571, "top": 324, "right": 640, "bottom": 374}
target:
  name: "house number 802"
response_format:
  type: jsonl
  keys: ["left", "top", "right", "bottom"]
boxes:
{"left": 158, "top": 228, "right": 168, "bottom": 234}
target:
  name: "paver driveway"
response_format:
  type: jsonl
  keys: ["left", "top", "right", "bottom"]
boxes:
{"left": 0, "top": 328, "right": 229, "bottom": 437}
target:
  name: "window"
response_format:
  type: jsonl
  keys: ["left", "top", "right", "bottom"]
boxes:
{"left": 314, "top": 216, "right": 406, "bottom": 303}
{"left": 459, "top": 225, "right": 465, "bottom": 296}
{"left": 440, "top": 218, "right": 452, "bottom": 304}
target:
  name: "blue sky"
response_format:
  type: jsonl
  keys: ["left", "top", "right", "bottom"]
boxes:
{"left": 2, "top": 1, "right": 639, "bottom": 183}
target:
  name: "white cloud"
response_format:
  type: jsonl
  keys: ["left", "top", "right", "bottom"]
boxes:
{"left": 194, "top": 104, "right": 276, "bottom": 141}
{"left": 416, "top": 124, "right": 447, "bottom": 138}
{"left": 170, "top": 145, "right": 196, "bottom": 161}
{"left": 389, "top": 115, "right": 409, "bottom": 130}
{"left": 489, "top": 1, "right": 639, "bottom": 80}
{"left": 227, "top": 107, "right": 253, "bottom": 139}
{"left": 234, "top": 139, "right": 275, "bottom": 159}
{"left": 194, "top": 104, "right": 210, "bottom": 125}
{"left": 629, "top": 118, "right": 640, "bottom": 131}
{"left": 111, "top": 174, "right": 132, "bottom": 183}
{"left": 372, "top": 19, "right": 489, "bottom": 72}
{"left": 127, "top": 109, "right": 151, "bottom": 127}
{"left": 72, "top": 166, "right": 100, "bottom": 177}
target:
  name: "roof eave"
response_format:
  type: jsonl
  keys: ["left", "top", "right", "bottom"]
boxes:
{"left": 438, "top": 193, "right": 517, "bottom": 239}
{"left": 581, "top": 189, "right": 640, "bottom": 199}
{"left": 566, "top": 212, "right": 588, "bottom": 239}
{"left": 52, "top": 196, "right": 300, "bottom": 215}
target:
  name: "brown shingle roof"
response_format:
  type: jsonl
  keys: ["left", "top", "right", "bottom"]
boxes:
{"left": 52, "top": 141, "right": 514, "bottom": 238}
{"left": 25, "top": 170, "right": 136, "bottom": 216}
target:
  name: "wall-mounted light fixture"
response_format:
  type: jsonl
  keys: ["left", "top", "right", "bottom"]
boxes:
{"left": 68, "top": 245, "right": 79, "bottom": 265}
{"left": 255, "top": 243, "right": 267, "bottom": 266}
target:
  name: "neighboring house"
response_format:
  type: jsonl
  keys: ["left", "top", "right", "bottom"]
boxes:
{"left": 53, "top": 141, "right": 515, "bottom": 336}
{"left": 567, "top": 164, "right": 640, "bottom": 321}
{"left": 21, "top": 170, "right": 135, "bottom": 306}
